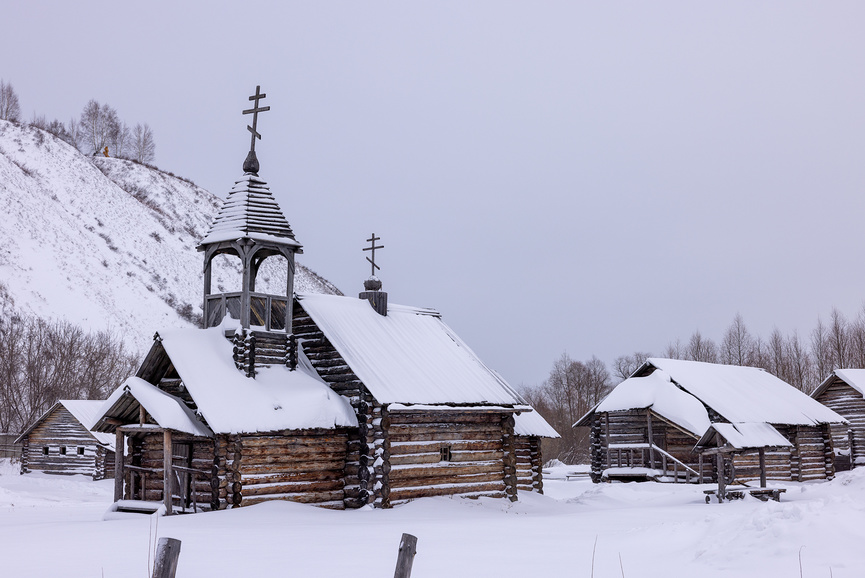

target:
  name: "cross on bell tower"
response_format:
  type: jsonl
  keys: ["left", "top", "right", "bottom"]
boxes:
{"left": 242, "top": 85, "right": 271, "bottom": 175}
{"left": 198, "top": 85, "right": 303, "bottom": 345}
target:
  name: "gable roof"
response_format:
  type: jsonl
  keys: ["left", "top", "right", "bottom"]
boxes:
{"left": 111, "top": 327, "right": 357, "bottom": 435}
{"left": 641, "top": 358, "right": 845, "bottom": 426}
{"left": 16, "top": 400, "right": 115, "bottom": 450}
{"left": 96, "top": 377, "right": 214, "bottom": 438}
{"left": 813, "top": 368, "right": 865, "bottom": 399}
{"left": 297, "top": 293, "right": 527, "bottom": 406}
{"left": 198, "top": 174, "right": 301, "bottom": 247}
{"left": 589, "top": 370, "right": 711, "bottom": 436}
{"left": 695, "top": 422, "right": 794, "bottom": 452}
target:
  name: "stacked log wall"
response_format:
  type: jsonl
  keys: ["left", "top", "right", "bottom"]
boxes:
{"left": 133, "top": 433, "right": 214, "bottom": 510}
{"left": 814, "top": 379, "right": 865, "bottom": 470}
{"left": 731, "top": 449, "right": 792, "bottom": 482}
{"left": 385, "top": 410, "right": 508, "bottom": 503}
{"left": 235, "top": 430, "right": 349, "bottom": 509}
{"left": 515, "top": 435, "right": 544, "bottom": 494}
{"left": 294, "top": 303, "right": 373, "bottom": 508}
{"left": 20, "top": 406, "right": 105, "bottom": 479}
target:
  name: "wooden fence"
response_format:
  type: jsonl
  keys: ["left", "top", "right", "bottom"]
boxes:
{"left": 0, "top": 433, "right": 22, "bottom": 460}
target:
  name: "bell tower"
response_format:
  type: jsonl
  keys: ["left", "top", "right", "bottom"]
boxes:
{"left": 197, "top": 85, "right": 303, "bottom": 335}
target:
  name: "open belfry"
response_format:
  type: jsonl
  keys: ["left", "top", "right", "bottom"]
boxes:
{"left": 93, "top": 86, "right": 558, "bottom": 514}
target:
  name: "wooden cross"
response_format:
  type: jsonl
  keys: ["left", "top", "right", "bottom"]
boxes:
{"left": 243, "top": 85, "right": 270, "bottom": 152}
{"left": 363, "top": 233, "right": 384, "bottom": 276}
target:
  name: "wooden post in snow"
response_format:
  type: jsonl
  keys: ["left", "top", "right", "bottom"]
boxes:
{"left": 114, "top": 429, "right": 124, "bottom": 502}
{"left": 759, "top": 448, "right": 767, "bottom": 488}
{"left": 393, "top": 533, "right": 418, "bottom": 578}
{"left": 152, "top": 537, "right": 181, "bottom": 578}
{"left": 163, "top": 430, "right": 173, "bottom": 515}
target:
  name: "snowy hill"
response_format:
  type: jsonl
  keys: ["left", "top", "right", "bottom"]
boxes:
{"left": 0, "top": 120, "right": 340, "bottom": 355}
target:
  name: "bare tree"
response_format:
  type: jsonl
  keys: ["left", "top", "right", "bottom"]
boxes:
{"left": 810, "top": 317, "right": 833, "bottom": 381}
{"left": 686, "top": 330, "right": 718, "bottom": 363}
{"left": 612, "top": 351, "right": 652, "bottom": 381}
{"left": 829, "top": 307, "right": 849, "bottom": 370}
{"left": 131, "top": 123, "right": 156, "bottom": 164}
{"left": 78, "top": 100, "right": 121, "bottom": 155}
{"left": 720, "top": 313, "right": 752, "bottom": 366}
{"left": 664, "top": 339, "right": 685, "bottom": 360}
{"left": 0, "top": 79, "right": 21, "bottom": 122}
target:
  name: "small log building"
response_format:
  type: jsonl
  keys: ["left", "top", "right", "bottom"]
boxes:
{"left": 93, "top": 89, "right": 557, "bottom": 514}
{"left": 17, "top": 400, "right": 116, "bottom": 480}
{"left": 811, "top": 369, "right": 865, "bottom": 471}
{"left": 575, "top": 358, "right": 845, "bottom": 485}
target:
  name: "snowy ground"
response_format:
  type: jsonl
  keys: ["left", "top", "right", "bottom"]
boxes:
{"left": 1, "top": 459, "right": 863, "bottom": 577}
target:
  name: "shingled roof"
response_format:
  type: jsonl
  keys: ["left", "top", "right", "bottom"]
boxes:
{"left": 199, "top": 174, "right": 301, "bottom": 247}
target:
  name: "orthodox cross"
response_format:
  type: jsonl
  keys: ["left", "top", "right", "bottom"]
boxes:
{"left": 243, "top": 85, "right": 270, "bottom": 152}
{"left": 363, "top": 233, "right": 384, "bottom": 276}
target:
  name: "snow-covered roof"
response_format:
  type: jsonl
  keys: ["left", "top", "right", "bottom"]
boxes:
{"left": 696, "top": 422, "right": 793, "bottom": 451}
{"left": 592, "top": 370, "right": 711, "bottom": 436}
{"left": 514, "top": 410, "right": 560, "bottom": 438}
{"left": 199, "top": 174, "right": 301, "bottom": 247}
{"left": 15, "top": 400, "right": 116, "bottom": 450}
{"left": 60, "top": 400, "right": 116, "bottom": 449}
{"left": 814, "top": 368, "right": 865, "bottom": 398}
{"left": 156, "top": 327, "right": 357, "bottom": 434}
{"left": 100, "top": 377, "right": 214, "bottom": 438}
{"left": 645, "top": 358, "right": 845, "bottom": 426}
{"left": 297, "top": 294, "right": 526, "bottom": 406}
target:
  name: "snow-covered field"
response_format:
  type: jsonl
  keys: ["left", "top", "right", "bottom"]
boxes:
{"left": 1, "top": 459, "right": 863, "bottom": 577}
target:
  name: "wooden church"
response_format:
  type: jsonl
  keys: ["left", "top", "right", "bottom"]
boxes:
{"left": 92, "top": 86, "right": 558, "bottom": 514}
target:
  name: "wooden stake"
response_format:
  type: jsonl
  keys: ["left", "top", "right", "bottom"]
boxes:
{"left": 163, "top": 430, "right": 173, "bottom": 515}
{"left": 114, "top": 429, "right": 124, "bottom": 502}
{"left": 393, "top": 533, "right": 418, "bottom": 578}
{"left": 152, "top": 537, "right": 181, "bottom": 578}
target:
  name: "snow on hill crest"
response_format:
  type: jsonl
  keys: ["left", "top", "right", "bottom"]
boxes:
{"left": 0, "top": 120, "right": 340, "bottom": 355}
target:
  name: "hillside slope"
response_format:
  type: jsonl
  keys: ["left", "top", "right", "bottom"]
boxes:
{"left": 0, "top": 120, "right": 340, "bottom": 355}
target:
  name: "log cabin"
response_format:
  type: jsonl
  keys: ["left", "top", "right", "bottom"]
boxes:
{"left": 811, "top": 369, "right": 865, "bottom": 471}
{"left": 575, "top": 358, "right": 845, "bottom": 485}
{"left": 92, "top": 86, "right": 558, "bottom": 514}
{"left": 16, "top": 400, "right": 116, "bottom": 480}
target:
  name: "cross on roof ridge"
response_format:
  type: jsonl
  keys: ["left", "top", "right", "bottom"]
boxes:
{"left": 363, "top": 233, "right": 384, "bottom": 277}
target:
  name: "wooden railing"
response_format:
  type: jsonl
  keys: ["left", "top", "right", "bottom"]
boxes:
{"left": 607, "top": 442, "right": 705, "bottom": 483}
{"left": 124, "top": 464, "right": 209, "bottom": 513}
{"left": 204, "top": 292, "right": 288, "bottom": 331}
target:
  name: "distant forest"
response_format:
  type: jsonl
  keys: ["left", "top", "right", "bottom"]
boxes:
{"left": 525, "top": 308, "right": 865, "bottom": 464}
{"left": 0, "top": 78, "right": 155, "bottom": 164}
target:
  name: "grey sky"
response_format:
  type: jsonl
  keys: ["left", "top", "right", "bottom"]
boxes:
{"left": 4, "top": 2, "right": 865, "bottom": 388}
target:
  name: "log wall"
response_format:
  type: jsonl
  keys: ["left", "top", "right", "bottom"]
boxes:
{"left": 234, "top": 430, "right": 349, "bottom": 509}
{"left": 814, "top": 379, "right": 865, "bottom": 471}
{"left": 385, "top": 410, "right": 508, "bottom": 504}
{"left": 294, "top": 302, "right": 375, "bottom": 508}
{"left": 515, "top": 435, "right": 544, "bottom": 494}
{"left": 20, "top": 406, "right": 113, "bottom": 480}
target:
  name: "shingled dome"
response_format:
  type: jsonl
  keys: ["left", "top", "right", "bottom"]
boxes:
{"left": 199, "top": 174, "right": 300, "bottom": 247}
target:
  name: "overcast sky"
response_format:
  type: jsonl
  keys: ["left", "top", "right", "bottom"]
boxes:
{"left": 4, "top": 2, "right": 865, "bottom": 388}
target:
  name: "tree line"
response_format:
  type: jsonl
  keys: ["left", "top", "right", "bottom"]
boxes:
{"left": 0, "top": 290, "right": 139, "bottom": 434}
{"left": 526, "top": 307, "right": 865, "bottom": 464}
{"left": 0, "top": 78, "right": 155, "bottom": 164}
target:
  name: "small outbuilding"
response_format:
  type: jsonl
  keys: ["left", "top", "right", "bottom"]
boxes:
{"left": 16, "top": 400, "right": 116, "bottom": 480}
{"left": 575, "top": 358, "right": 846, "bottom": 484}
{"left": 811, "top": 369, "right": 865, "bottom": 471}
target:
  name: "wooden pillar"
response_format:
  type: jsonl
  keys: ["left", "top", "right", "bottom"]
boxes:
{"left": 646, "top": 410, "right": 654, "bottom": 469}
{"left": 163, "top": 430, "right": 173, "bottom": 515}
{"left": 240, "top": 247, "right": 252, "bottom": 329}
{"left": 605, "top": 413, "right": 611, "bottom": 468}
{"left": 202, "top": 256, "right": 212, "bottom": 329}
{"left": 501, "top": 415, "right": 518, "bottom": 502}
{"left": 759, "top": 448, "right": 767, "bottom": 488}
{"left": 114, "top": 429, "right": 124, "bottom": 502}
{"left": 715, "top": 452, "right": 725, "bottom": 501}
{"left": 285, "top": 252, "right": 296, "bottom": 333}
